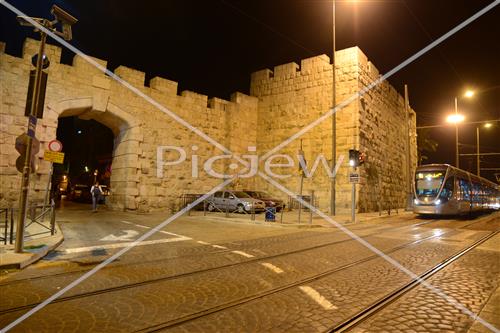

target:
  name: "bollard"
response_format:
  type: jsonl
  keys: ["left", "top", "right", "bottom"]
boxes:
{"left": 309, "top": 190, "right": 314, "bottom": 225}
{"left": 280, "top": 206, "right": 284, "bottom": 224}
{"left": 50, "top": 200, "right": 56, "bottom": 235}
{"left": 251, "top": 205, "right": 255, "bottom": 221}
{"left": 10, "top": 208, "right": 14, "bottom": 244}
{"left": 203, "top": 200, "right": 207, "bottom": 216}
{"left": 265, "top": 206, "right": 276, "bottom": 222}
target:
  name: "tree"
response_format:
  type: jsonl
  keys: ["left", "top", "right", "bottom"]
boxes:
{"left": 417, "top": 128, "right": 438, "bottom": 165}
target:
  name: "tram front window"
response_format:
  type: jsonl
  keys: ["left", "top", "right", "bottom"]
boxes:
{"left": 415, "top": 171, "right": 444, "bottom": 197}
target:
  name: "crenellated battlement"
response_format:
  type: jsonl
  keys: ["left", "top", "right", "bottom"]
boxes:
{"left": 250, "top": 47, "right": 366, "bottom": 86}
{"left": 3, "top": 38, "right": 258, "bottom": 112}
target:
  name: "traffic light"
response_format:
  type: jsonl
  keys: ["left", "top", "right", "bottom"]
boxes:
{"left": 358, "top": 152, "right": 366, "bottom": 166}
{"left": 349, "top": 149, "right": 366, "bottom": 168}
{"left": 349, "top": 149, "right": 359, "bottom": 167}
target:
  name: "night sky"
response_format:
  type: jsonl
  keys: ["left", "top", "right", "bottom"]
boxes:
{"left": 1, "top": 0, "right": 499, "bottom": 181}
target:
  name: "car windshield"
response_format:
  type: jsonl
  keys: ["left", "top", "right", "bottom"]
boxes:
{"left": 232, "top": 191, "right": 251, "bottom": 198}
{"left": 415, "top": 171, "right": 445, "bottom": 197}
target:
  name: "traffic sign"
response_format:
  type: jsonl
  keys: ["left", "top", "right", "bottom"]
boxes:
{"left": 15, "top": 133, "right": 40, "bottom": 155}
{"left": 43, "top": 151, "right": 65, "bottom": 164}
{"left": 48, "top": 139, "right": 63, "bottom": 152}
{"left": 27, "top": 115, "right": 37, "bottom": 138}
{"left": 349, "top": 173, "right": 360, "bottom": 183}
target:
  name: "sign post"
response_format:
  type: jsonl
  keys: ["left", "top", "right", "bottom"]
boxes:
{"left": 43, "top": 140, "right": 64, "bottom": 210}
{"left": 349, "top": 172, "right": 359, "bottom": 223}
{"left": 15, "top": 32, "right": 47, "bottom": 253}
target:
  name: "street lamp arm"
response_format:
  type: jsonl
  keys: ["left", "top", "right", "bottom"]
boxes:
{"left": 417, "top": 119, "right": 500, "bottom": 129}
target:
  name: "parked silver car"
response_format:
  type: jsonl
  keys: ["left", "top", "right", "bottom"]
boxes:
{"left": 207, "top": 190, "right": 266, "bottom": 213}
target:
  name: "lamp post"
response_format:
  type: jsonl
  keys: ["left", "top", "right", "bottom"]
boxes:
{"left": 453, "top": 90, "right": 474, "bottom": 169}
{"left": 330, "top": 0, "right": 337, "bottom": 216}
{"left": 476, "top": 123, "right": 493, "bottom": 177}
{"left": 15, "top": 6, "right": 76, "bottom": 253}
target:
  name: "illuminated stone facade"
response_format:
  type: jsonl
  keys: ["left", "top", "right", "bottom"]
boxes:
{"left": 0, "top": 38, "right": 416, "bottom": 213}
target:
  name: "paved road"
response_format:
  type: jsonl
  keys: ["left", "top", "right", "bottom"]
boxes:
{"left": 0, "top": 204, "right": 498, "bottom": 332}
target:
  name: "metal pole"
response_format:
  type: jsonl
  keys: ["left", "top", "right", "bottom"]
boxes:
{"left": 15, "top": 32, "right": 47, "bottom": 253}
{"left": 351, "top": 181, "right": 356, "bottom": 223}
{"left": 298, "top": 175, "right": 304, "bottom": 224}
{"left": 43, "top": 163, "right": 53, "bottom": 211}
{"left": 476, "top": 126, "right": 480, "bottom": 177}
{"left": 330, "top": 0, "right": 337, "bottom": 216}
{"left": 454, "top": 97, "right": 459, "bottom": 169}
{"left": 309, "top": 190, "right": 314, "bottom": 225}
{"left": 404, "top": 85, "right": 412, "bottom": 210}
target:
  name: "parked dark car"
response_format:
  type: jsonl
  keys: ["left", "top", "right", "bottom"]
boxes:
{"left": 244, "top": 190, "right": 285, "bottom": 212}
{"left": 68, "top": 184, "right": 92, "bottom": 203}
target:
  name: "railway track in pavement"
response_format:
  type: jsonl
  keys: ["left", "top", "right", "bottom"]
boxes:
{"left": 327, "top": 230, "right": 499, "bottom": 332}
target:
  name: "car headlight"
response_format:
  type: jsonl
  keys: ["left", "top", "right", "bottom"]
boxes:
{"left": 434, "top": 199, "right": 441, "bottom": 205}
{"left": 244, "top": 202, "right": 252, "bottom": 206}
{"left": 414, "top": 198, "right": 419, "bottom": 205}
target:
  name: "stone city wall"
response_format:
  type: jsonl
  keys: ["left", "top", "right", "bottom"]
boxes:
{"left": 0, "top": 38, "right": 416, "bottom": 214}
{"left": 250, "top": 47, "right": 417, "bottom": 214}
{"left": 0, "top": 38, "right": 258, "bottom": 212}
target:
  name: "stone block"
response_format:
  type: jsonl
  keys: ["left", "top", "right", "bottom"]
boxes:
{"left": 150, "top": 76, "right": 178, "bottom": 95}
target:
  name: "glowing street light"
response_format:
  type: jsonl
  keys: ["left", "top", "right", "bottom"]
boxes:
{"left": 446, "top": 114, "right": 465, "bottom": 124}
{"left": 453, "top": 89, "right": 475, "bottom": 168}
{"left": 464, "top": 90, "right": 475, "bottom": 98}
{"left": 484, "top": 122, "right": 492, "bottom": 128}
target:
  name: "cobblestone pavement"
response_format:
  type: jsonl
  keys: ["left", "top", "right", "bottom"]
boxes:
{"left": 0, "top": 206, "right": 497, "bottom": 332}
{"left": 352, "top": 233, "right": 500, "bottom": 333}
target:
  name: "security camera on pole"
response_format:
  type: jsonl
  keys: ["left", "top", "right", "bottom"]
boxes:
{"left": 14, "top": 6, "right": 77, "bottom": 253}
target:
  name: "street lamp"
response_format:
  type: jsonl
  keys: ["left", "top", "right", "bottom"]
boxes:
{"left": 476, "top": 122, "right": 493, "bottom": 177}
{"left": 453, "top": 90, "right": 474, "bottom": 169}
{"left": 446, "top": 114, "right": 465, "bottom": 124}
{"left": 330, "top": 0, "right": 360, "bottom": 215}
{"left": 14, "top": 5, "right": 77, "bottom": 254}
{"left": 331, "top": 0, "right": 337, "bottom": 216}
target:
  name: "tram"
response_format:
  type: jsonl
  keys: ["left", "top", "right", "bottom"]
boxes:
{"left": 413, "top": 164, "right": 500, "bottom": 215}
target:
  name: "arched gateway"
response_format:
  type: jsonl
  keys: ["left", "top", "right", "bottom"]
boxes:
{"left": 54, "top": 97, "right": 142, "bottom": 211}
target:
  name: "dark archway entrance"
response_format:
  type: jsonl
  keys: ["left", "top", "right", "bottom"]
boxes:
{"left": 53, "top": 117, "right": 114, "bottom": 203}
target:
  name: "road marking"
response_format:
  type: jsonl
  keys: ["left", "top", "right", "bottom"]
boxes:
{"left": 197, "top": 241, "right": 210, "bottom": 245}
{"left": 120, "top": 220, "right": 187, "bottom": 238}
{"left": 261, "top": 262, "right": 284, "bottom": 274}
{"left": 64, "top": 236, "right": 191, "bottom": 254}
{"left": 231, "top": 250, "right": 254, "bottom": 258}
{"left": 100, "top": 230, "right": 139, "bottom": 242}
{"left": 299, "top": 286, "right": 337, "bottom": 310}
{"left": 212, "top": 245, "right": 227, "bottom": 249}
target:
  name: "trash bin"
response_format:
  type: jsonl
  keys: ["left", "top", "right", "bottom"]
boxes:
{"left": 265, "top": 206, "right": 276, "bottom": 222}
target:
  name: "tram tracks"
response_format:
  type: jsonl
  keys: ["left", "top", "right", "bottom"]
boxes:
{"left": 0, "top": 216, "right": 444, "bottom": 286}
{"left": 327, "top": 230, "right": 499, "bottom": 332}
{"left": 127, "top": 224, "right": 492, "bottom": 331}
{"left": 0, "top": 218, "right": 460, "bottom": 317}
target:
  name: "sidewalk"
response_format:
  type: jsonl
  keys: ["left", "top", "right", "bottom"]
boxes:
{"left": 0, "top": 217, "right": 64, "bottom": 270}
{"left": 183, "top": 208, "right": 413, "bottom": 228}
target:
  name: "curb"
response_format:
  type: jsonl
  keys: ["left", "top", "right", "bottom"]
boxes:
{"left": 0, "top": 223, "right": 64, "bottom": 270}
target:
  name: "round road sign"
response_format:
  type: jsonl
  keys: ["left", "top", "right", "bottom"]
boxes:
{"left": 48, "top": 139, "right": 63, "bottom": 152}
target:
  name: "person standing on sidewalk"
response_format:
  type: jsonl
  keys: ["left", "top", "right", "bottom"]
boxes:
{"left": 90, "top": 182, "right": 103, "bottom": 212}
